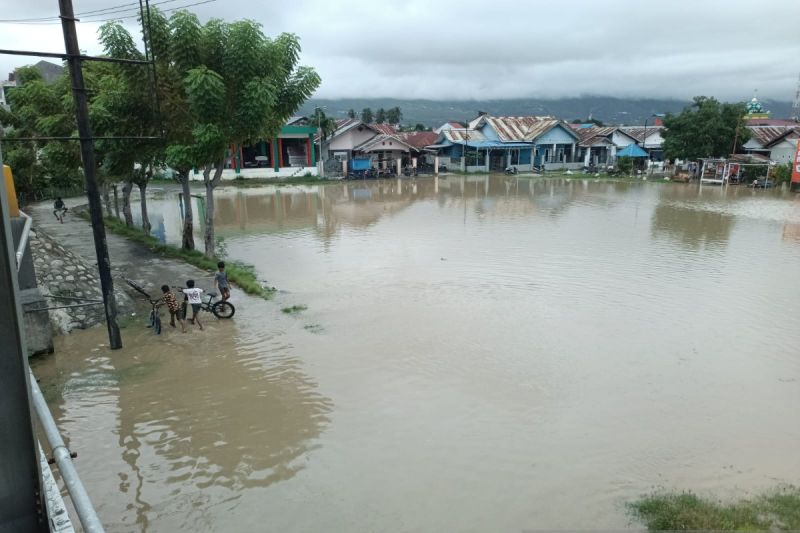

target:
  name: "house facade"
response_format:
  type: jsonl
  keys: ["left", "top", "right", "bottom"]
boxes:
{"left": 569, "top": 125, "right": 639, "bottom": 167}
{"left": 429, "top": 115, "right": 582, "bottom": 172}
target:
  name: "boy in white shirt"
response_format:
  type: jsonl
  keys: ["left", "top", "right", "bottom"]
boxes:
{"left": 182, "top": 279, "right": 204, "bottom": 330}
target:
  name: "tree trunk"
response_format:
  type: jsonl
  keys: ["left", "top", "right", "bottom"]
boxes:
{"left": 113, "top": 184, "right": 120, "bottom": 219}
{"left": 203, "top": 161, "right": 225, "bottom": 258}
{"left": 102, "top": 182, "right": 112, "bottom": 218}
{"left": 178, "top": 171, "right": 194, "bottom": 250}
{"left": 138, "top": 182, "right": 151, "bottom": 236}
{"left": 122, "top": 180, "right": 134, "bottom": 227}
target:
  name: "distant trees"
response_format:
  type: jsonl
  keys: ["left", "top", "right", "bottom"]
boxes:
{"left": 361, "top": 107, "right": 373, "bottom": 123}
{"left": 357, "top": 106, "right": 402, "bottom": 125}
{"left": 386, "top": 106, "right": 402, "bottom": 124}
{"left": 414, "top": 123, "right": 425, "bottom": 131}
{"left": 347, "top": 108, "right": 356, "bottom": 119}
{"left": 571, "top": 117, "right": 605, "bottom": 126}
{"left": 662, "top": 96, "right": 749, "bottom": 160}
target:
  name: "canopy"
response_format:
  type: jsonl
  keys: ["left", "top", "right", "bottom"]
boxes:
{"left": 617, "top": 144, "right": 648, "bottom": 158}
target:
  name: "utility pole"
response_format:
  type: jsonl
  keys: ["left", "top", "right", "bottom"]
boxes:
{"left": 58, "top": 0, "right": 122, "bottom": 349}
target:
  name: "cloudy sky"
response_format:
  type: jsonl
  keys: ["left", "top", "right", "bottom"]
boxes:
{"left": 1, "top": 0, "right": 798, "bottom": 101}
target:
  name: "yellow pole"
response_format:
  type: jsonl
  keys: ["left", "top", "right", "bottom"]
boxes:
{"left": 3, "top": 165, "right": 19, "bottom": 217}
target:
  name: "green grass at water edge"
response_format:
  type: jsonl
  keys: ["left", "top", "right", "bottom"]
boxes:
{"left": 282, "top": 304, "right": 308, "bottom": 314}
{"left": 82, "top": 213, "right": 275, "bottom": 300}
{"left": 628, "top": 487, "right": 800, "bottom": 531}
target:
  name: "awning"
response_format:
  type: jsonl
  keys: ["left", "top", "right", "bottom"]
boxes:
{"left": 458, "top": 140, "right": 532, "bottom": 149}
{"left": 617, "top": 143, "right": 648, "bottom": 157}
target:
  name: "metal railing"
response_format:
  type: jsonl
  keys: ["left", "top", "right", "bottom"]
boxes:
{"left": 29, "top": 371, "right": 105, "bottom": 533}
{"left": 15, "top": 209, "right": 32, "bottom": 270}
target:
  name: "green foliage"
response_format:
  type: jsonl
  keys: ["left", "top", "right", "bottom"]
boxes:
{"left": 361, "top": 107, "right": 373, "bottom": 123}
{"left": 628, "top": 487, "right": 800, "bottom": 531}
{"left": 347, "top": 108, "right": 356, "bottom": 119}
{"left": 311, "top": 107, "right": 336, "bottom": 141}
{"left": 616, "top": 156, "right": 634, "bottom": 174}
{"left": 386, "top": 106, "right": 402, "bottom": 124}
{"left": 662, "top": 96, "right": 750, "bottom": 160}
{"left": 773, "top": 162, "right": 792, "bottom": 184}
{"left": 375, "top": 107, "right": 386, "bottom": 124}
{"left": 414, "top": 123, "right": 426, "bottom": 131}
{"left": 281, "top": 304, "right": 308, "bottom": 314}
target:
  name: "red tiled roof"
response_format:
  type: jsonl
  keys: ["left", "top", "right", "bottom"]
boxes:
{"left": 395, "top": 131, "right": 439, "bottom": 150}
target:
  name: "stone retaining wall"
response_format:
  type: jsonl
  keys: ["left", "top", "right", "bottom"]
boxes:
{"left": 29, "top": 229, "right": 131, "bottom": 334}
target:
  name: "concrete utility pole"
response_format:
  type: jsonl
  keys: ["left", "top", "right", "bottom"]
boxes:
{"left": 58, "top": 0, "right": 122, "bottom": 349}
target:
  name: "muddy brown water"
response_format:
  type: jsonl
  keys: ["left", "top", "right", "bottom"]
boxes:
{"left": 33, "top": 176, "right": 800, "bottom": 531}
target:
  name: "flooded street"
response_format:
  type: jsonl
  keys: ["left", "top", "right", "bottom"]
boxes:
{"left": 33, "top": 176, "right": 800, "bottom": 531}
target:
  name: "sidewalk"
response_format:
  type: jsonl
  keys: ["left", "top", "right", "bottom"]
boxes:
{"left": 29, "top": 200, "right": 217, "bottom": 303}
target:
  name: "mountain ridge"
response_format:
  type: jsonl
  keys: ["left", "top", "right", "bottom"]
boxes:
{"left": 299, "top": 97, "right": 793, "bottom": 128}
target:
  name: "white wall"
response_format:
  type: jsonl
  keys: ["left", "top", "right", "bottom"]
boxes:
{"left": 611, "top": 131, "right": 635, "bottom": 148}
{"left": 327, "top": 127, "right": 377, "bottom": 152}
{"left": 188, "top": 166, "right": 319, "bottom": 181}
{"left": 770, "top": 138, "right": 798, "bottom": 164}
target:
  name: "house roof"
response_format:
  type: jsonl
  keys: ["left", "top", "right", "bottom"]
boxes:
{"left": 441, "top": 129, "right": 487, "bottom": 143}
{"left": 354, "top": 133, "right": 416, "bottom": 153}
{"left": 394, "top": 131, "right": 439, "bottom": 150}
{"left": 472, "top": 115, "right": 579, "bottom": 143}
{"left": 746, "top": 125, "right": 799, "bottom": 148}
{"left": 314, "top": 118, "right": 383, "bottom": 143}
{"left": 619, "top": 126, "right": 663, "bottom": 142}
{"left": 568, "top": 125, "right": 619, "bottom": 147}
{"left": 743, "top": 118, "right": 800, "bottom": 127}
{"left": 371, "top": 123, "right": 397, "bottom": 135}
{"left": 617, "top": 143, "right": 648, "bottom": 157}
{"left": 764, "top": 128, "right": 800, "bottom": 148}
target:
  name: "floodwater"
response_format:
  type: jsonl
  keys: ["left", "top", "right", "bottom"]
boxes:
{"left": 33, "top": 176, "right": 800, "bottom": 531}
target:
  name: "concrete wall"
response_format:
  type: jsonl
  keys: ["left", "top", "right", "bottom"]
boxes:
{"left": 327, "top": 127, "right": 377, "bottom": 153}
{"left": 11, "top": 217, "right": 52, "bottom": 356}
{"left": 770, "top": 138, "right": 798, "bottom": 164}
{"left": 536, "top": 125, "right": 578, "bottom": 145}
{"left": 189, "top": 166, "right": 319, "bottom": 181}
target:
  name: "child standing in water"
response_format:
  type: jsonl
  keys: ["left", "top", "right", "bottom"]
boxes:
{"left": 160, "top": 285, "right": 186, "bottom": 332}
{"left": 215, "top": 261, "right": 231, "bottom": 301}
{"left": 182, "top": 279, "right": 204, "bottom": 330}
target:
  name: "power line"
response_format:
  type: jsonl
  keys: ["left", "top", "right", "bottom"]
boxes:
{"left": 0, "top": 0, "right": 196, "bottom": 24}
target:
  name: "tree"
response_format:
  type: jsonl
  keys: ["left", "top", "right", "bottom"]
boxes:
{"left": 414, "top": 123, "right": 426, "bottom": 131}
{"left": 375, "top": 107, "right": 386, "bottom": 124}
{"left": 347, "top": 108, "right": 356, "bottom": 119}
{"left": 101, "top": 10, "right": 320, "bottom": 256}
{"left": 311, "top": 107, "right": 336, "bottom": 141}
{"left": 662, "top": 97, "right": 750, "bottom": 160}
{"left": 361, "top": 107, "right": 373, "bottom": 123}
{"left": 386, "top": 106, "right": 402, "bottom": 124}
{"left": 1, "top": 66, "right": 85, "bottom": 201}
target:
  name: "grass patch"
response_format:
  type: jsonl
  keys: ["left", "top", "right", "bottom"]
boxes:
{"left": 281, "top": 304, "right": 308, "bottom": 314}
{"left": 81, "top": 212, "right": 276, "bottom": 300}
{"left": 628, "top": 487, "right": 800, "bottom": 531}
{"left": 303, "top": 323, "right": 324, "bottom": 333}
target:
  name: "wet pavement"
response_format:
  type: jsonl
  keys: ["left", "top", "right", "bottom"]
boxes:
{"left": 31, "top": 177, "right": 800, "bottom": 531}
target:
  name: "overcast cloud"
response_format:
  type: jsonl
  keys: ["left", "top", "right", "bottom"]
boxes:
{"left": 1, "top": 0, "right": 798, "bottom": 101}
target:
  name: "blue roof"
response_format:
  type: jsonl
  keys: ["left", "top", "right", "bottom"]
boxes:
{"left": 617, "top": 143, "right": 648, "bottom": 157}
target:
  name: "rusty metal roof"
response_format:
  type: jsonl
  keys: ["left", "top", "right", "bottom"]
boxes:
{"left": 442, "top": 129, "right": 487, "bottom": 143}
{"left": 619, "top": 126, "right": 663, "bottom": 142}
{"left": 394, "top": 131, "right": 440, "bottom": 150}
{"left": 371, "top": 124, "right": 397, "bottom": 135}
{"left": 474, "top": 116, "right": 577, "bottom": 142}
{"left": 569, "top": 125, "right": 618, "bottom": 146}
{"left": 746, "top": 125, "right": 798, "bottom": 147}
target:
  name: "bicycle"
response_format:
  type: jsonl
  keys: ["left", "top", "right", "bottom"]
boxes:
{"left": 173, "top": 286, "right": 235, "bottom": 319}
{"left": 124, "top": 278, "right": 164, "bottom": 334}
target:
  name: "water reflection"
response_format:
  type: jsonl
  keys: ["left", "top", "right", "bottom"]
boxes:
{"left": 33, "top": 320, "right": 332, "bottom": 531}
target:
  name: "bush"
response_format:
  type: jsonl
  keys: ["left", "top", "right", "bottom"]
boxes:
{"left": 773, "top": 162, "right": 792, "bottom": 184}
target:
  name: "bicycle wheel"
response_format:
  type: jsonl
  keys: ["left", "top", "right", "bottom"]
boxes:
{"left": 212, "top": 301, "right": 235, "bottom": 319}
{"left": 154, "top": 315, "right": 162, "bottom": 335}
{"left": 148, "top": 309, "right": 156, "bottom": 328}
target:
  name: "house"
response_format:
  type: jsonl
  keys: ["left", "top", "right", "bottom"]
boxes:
{"left": 317, "top": 119, "right": 384, "bottom": 162}
{"left": 619, "top": 126, "right": 664, "bottom": 161}
{"left": 206, "top": 117, "right": 318, "bottom": 179}
{"left": 569, "top": 125, "right": 639, "bottom": 167}
{"left": 743, "top": 125, "right": 800, "bottom": 162}
{"left": 471, "top": 115, "right": 582, "bottom": 170}
{"left": 429, "top": 115, "right": 582, "bottom": 172}
{"left": 763, "top": 128, "right": 800, "bottom": 164}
